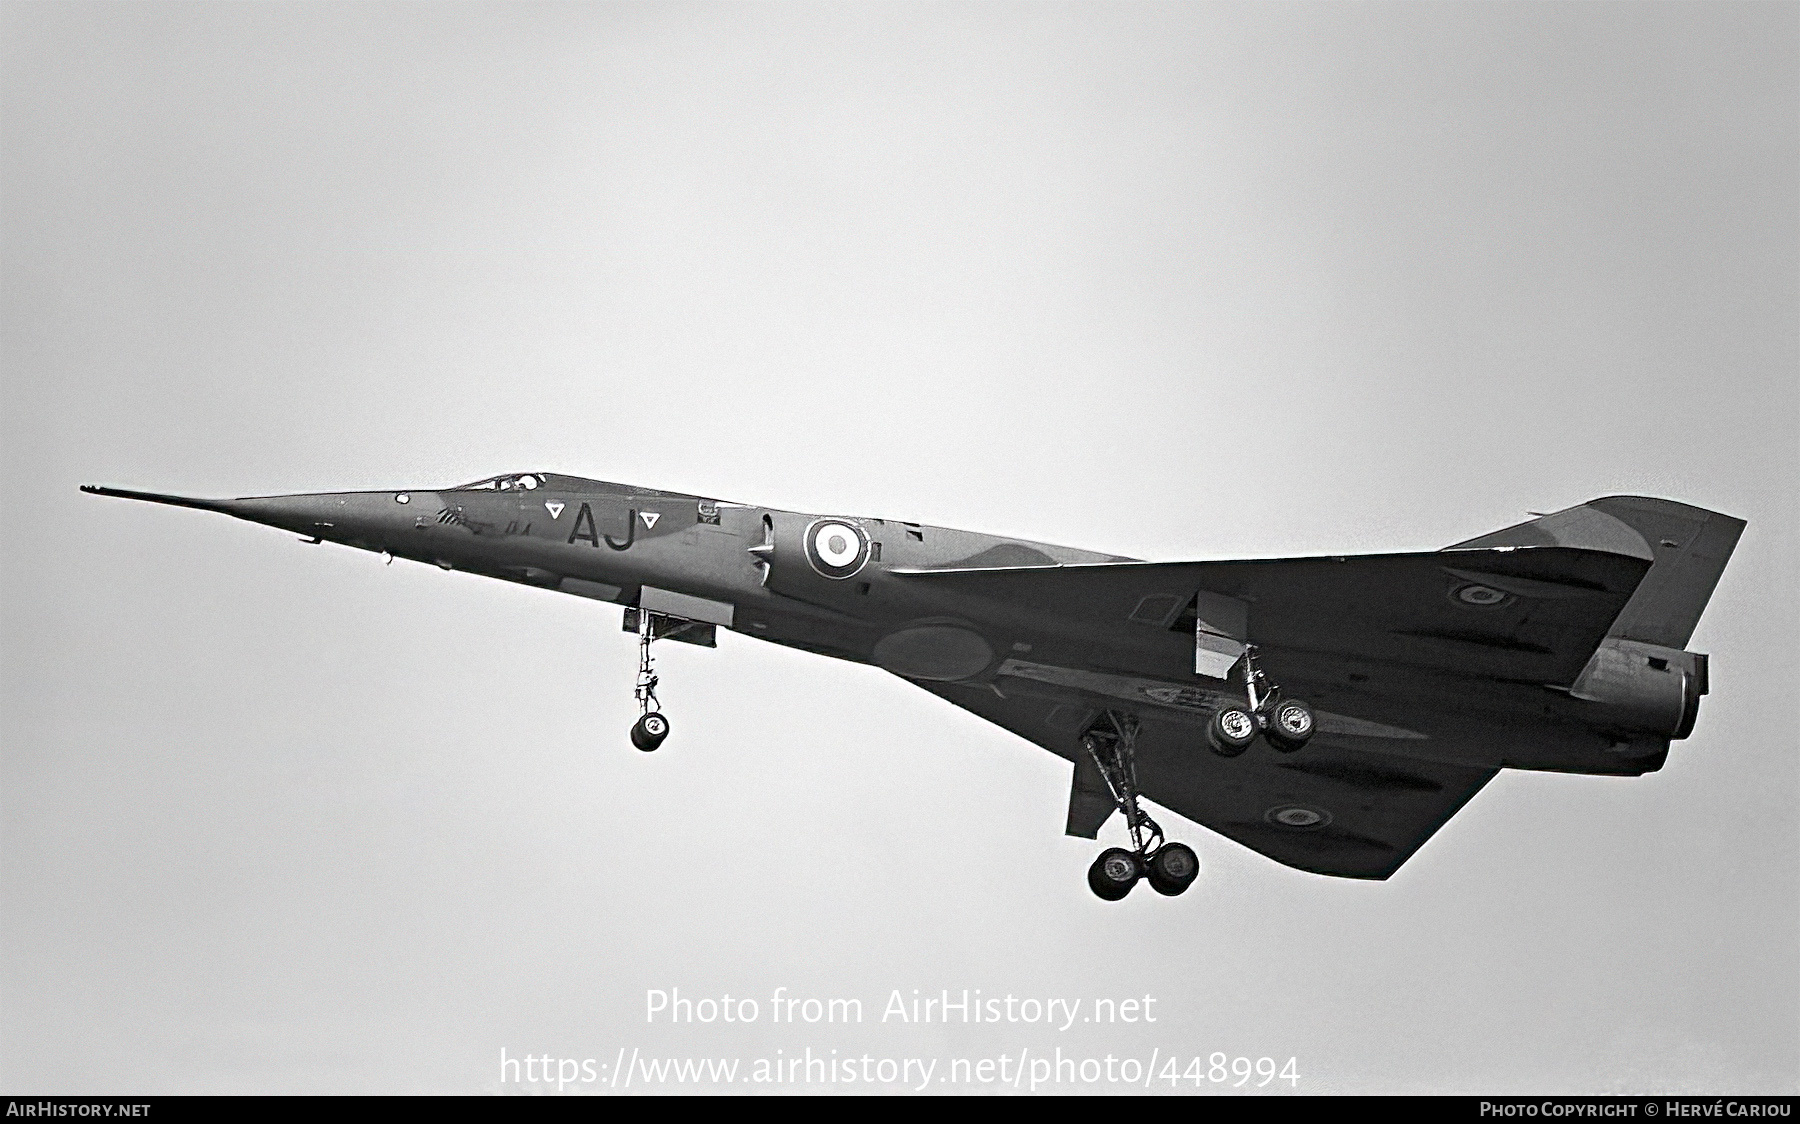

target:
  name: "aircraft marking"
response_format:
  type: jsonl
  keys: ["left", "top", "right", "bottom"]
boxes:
{"left": 546, "top": 501, "right": 565, "bottom": 519}
{"left": 568, "top": 503, "right": 600, "bottom": 547}
{"left": 805, "top": 518, "right": 871, "bottom": 579}
{"left": 641, "top": 511, "right": 660, "bottom": 530}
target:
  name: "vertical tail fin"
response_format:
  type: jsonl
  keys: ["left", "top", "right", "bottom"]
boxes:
{"left": 1453, "top": 496, "right": 1745, "bottom": 647}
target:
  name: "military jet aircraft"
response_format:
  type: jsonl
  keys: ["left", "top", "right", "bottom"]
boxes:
{"left": 83, "top": 476, "right": 1742, "bottom": 900}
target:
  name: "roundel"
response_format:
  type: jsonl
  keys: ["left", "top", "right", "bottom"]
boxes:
{"left": 805, "top": 519, "right": 871, "bottom": 580}
{"left": 1265, "top": 804, "right": 1332, "bottom": 830}
{"left": 1453, "top": 583, "right": 1510, "bottom": 607}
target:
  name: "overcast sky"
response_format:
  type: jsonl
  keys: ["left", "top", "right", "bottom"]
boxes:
{"left": 3, "top": 1, "right": 1795, "bottom": 1094}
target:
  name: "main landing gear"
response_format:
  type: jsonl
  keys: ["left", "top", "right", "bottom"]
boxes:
{"left": 1082, "top": 711, "right": 1200, "bottom": 901}
{"left": 1206, "top": 645, "right": 1315, "bottom": 758}
{"left": 629, "top": 609, "right": 671, "bottom": 751}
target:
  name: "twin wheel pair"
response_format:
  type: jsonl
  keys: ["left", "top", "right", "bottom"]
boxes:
{"left": 1087, "top": 840, "right": 1200, "bottom": 901}
{"left": 1083, "top": 649, "right": 1315, "bottom": 901}
{"left": 1206, "top": 696, "right": 1316, "bottom": 756}
{"left": 1205, "top": 645, "right": 1317, "bottom": 757}
{"left": 1080, "top": 712, "right": 1201, "bottom": 902}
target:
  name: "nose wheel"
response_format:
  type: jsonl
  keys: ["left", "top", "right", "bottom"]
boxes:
{"left": 630, "top": 607, "right": 670, "bottom": 751}
{"left": 630, "top": 711, "right": 669, "bottom": 752}
{"left": 1207, "top": 645, "right": 1315, "bottom": 756}
{"left": 1082, "top": 711, "right": 1201, "bottom": 901}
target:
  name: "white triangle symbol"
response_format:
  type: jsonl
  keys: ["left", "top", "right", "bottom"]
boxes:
{"left": 545, "top": 501, "right": 565, "bottom": 519}
{"left": 640, "top": 511, "right": 660, "bottom": 529}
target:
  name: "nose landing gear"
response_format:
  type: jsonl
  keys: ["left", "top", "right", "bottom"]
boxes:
{"left": 629, "top": 608, "right": 670, "bottom": 751}
{"left": 1206, "top": 645, "right": 1315, "bottom": 757}
{"left": 1082, "top": 711, "right": 1200, "bottom": 901}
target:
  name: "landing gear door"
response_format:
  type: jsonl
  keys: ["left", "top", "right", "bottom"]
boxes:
{"left": 1191, "top": 590, "right": 1249, "bottom": 679}
{"left": 623, "top": 607, "right": 717, "bottom": 648}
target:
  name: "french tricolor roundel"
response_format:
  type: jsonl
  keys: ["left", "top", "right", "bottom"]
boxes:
{"left": 805, "top": 519, "right": 871, "bottom": 580}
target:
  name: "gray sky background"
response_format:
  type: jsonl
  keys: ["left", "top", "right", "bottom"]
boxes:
{"left": 3, "top": 2, "right": 1795, "bottom": 1095}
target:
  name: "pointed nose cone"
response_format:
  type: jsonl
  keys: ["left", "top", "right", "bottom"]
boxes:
{"left": 80, "top": 485, "right": 240, "bottom": 516}
{"left": 228, "top": 492, "right": 365, "bottom": 537}
{"left": 81, "top": 485, "right": 418, "bottom": 550}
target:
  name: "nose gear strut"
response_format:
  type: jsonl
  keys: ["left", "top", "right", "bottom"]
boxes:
{"left": 629, "top": 608, "right": 671, "bottom": 751}
{"left": 1082, "top": 710, "right": 1199, "bottom": 900}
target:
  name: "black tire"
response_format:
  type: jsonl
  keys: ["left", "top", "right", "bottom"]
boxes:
{"left": 1087, "top": 847, "right": 1142, "bottom": 901}
{"left": 1207, "top": 706, "right": 1258, "bottom": 757}
{"left": 1266, "top": 699, "right": 1315, "bottom": 753}
{"left": 630, "top": 711, "right": 670, "bottom": 752}
{"left": 1147, "top": 842, "right": 1200, "bottom": 896}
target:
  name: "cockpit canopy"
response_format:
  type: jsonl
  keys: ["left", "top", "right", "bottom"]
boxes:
{"left": 450, "top": 472, "right": 718, "bottom": 502}
{"left": 457, "top": 473, "right": 546, "bottom": 492}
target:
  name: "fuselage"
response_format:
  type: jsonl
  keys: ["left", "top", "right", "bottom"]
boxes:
{"left": 84, "top": 472, "right": 1711, "bottom": 781}
{"left": 204, "top": 472, "right": 1130, "bottom": 662}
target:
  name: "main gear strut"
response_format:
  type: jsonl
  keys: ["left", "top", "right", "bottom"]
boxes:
{"left": 1082, "top": 710, "right": 1198, "bottom": 900}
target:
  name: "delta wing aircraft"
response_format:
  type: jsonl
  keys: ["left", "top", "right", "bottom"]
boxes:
{"left": 84, "top": 477, "right": 1742, "bottom": 900}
